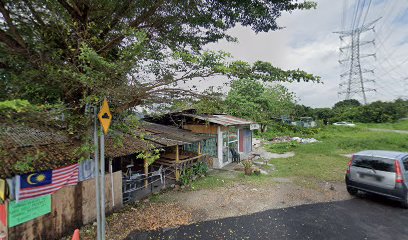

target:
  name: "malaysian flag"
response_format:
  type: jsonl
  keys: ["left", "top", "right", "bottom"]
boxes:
{"left": 16, "top": 164, "right": 79, "bottom": 201}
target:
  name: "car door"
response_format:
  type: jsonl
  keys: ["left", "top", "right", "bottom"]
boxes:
{"left": 350, "top": 156, "right": 396, "bottom": 190}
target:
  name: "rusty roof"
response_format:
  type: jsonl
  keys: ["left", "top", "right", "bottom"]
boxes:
{"left": 139, "top": 122, "right": 211, "bottom": 146}
{"left": 0, "top": 122, "right": 210, "bottom": 178}
{"left": 181, "top": 114, "right": 254, "bottom": 126}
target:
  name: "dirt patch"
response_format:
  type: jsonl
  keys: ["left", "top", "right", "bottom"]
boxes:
{"left": 77, "top": 203, "right": 192, "bottom": 240}
{"left": 159, "top": 173, "right": 351, "bottom": 222}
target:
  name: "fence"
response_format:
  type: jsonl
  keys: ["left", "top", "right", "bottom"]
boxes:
{"left": 5, "top": 171, "right": 122, "bottom": 240}
{"left": 122, "top": 155, "right": 211, "bottom": 203}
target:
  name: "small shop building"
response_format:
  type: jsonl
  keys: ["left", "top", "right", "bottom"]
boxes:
{"left": 145, "top": 110, "right": 259, "bottom": 168}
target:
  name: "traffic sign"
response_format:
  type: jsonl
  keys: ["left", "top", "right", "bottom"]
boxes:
{"left": 98, "top": 99, "right": 112, "bottom": 135}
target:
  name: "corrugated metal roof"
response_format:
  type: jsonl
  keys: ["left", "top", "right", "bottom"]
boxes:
{"left": 181, "top": 114, "right": 254, "bottom": 126}
{"left": 0, "top": 122, "right": 211, "bottom": 178}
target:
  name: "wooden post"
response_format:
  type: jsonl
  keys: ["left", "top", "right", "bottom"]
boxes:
{"left": 144, "top": 158, "right": 148, "bottom": 188}
{"left": 198, "top": 142, "right": 202, "bottom": 155}
{"left": 175, "top": 145, "right": 180, "bottom": 181}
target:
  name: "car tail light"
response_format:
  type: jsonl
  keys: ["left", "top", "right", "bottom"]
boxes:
{"left": 395, "top": 160, "right": 404, "bottom": 183}
{"left": 346, "top": 156, "right": 353, "bottom": 174}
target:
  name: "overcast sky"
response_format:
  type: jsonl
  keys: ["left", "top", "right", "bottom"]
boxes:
{"left": 204, "top": 0, "right": 408, "bottom": 108}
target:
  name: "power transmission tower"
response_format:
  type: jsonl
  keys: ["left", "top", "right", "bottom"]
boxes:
{"left": 334, "top": 18, "right": 380, "bottom": 104}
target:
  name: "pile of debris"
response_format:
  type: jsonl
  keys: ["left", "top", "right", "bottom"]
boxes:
{"left": 270, "top": 136, "right": 292, "bottom": 143}
{"left": 291, "top": 137, "right": 319, "bottom": 144}
{"left": 269, "top": 136, "right": 319, "bottom": 144}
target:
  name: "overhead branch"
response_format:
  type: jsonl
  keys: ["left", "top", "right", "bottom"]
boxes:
{"left": 97, "top": 0, "right": 164, "bottom": 54}
{"left": 56, "top": 0, "right": 82, "bottom": 21}
{"left": 0, "top": 0, "right": 26, "bottom": 48}
{"left": 23, "top": 0, "right": 46, "bottom": 27}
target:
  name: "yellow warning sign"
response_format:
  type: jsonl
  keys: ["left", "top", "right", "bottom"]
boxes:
{"left": 98, "top": 99, "right": 112, "bottom": 135}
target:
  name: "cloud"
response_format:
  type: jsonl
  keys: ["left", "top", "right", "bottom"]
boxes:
{"left": 205, "top": 0, "right": 408, "bottom": 107}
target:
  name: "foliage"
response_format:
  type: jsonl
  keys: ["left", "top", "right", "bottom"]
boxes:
{"left": 136, "top": 149, "right": 161, "bottom": 166}
{"left": 180, "top": 162, "right": 209, "bottom": 186}
{"left": 226, "top": 79, "right": 297, "bottom": 131}
{"left": 333, "top": 99, "right": 361, "bottom": 109}
{"left": 241, "top": 160, "right": 253, "bottom": 170}
{"left": 257, "top": 123, "right": 321, "bottom": 139}
{"left": 294, "top": 99, "right": 408, "bottom": 124}
{"left": 1, "top": 0, "right": 319, "bottom": 120}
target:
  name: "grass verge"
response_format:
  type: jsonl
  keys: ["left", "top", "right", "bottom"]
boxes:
{"left": 268, "top": 126, "right": 408, "bottom": 183}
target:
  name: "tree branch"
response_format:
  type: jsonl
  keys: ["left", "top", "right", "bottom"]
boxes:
{"left": 0, "top": 0, "right": 26, "bottom": 48}
{"left": 97, "top": 0, "right": 164, "bottom": 54}
{"left": 56, "top": 0, "right": 82, "bottom": 21}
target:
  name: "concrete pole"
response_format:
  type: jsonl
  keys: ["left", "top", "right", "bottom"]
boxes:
{"left": 94, "top": 107, "right": 102, "bottom": 240}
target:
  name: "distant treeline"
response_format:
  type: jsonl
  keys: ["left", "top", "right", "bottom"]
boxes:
{"left": 293, "top": 99, "right": 408, "bottom": 124}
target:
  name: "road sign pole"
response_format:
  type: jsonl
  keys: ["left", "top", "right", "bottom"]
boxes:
{"left": 97, "top": 98, "right": 111, "bottom": 240}
{"left": 100, "top": 128, "right": 106, "bottom": 240}
{"left": 94, "top": 106, "right": 102, "bottom": 240}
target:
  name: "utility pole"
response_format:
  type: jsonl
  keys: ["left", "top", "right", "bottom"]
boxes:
{"left": 334, "top": 18, "right": 380, "bottom": 104}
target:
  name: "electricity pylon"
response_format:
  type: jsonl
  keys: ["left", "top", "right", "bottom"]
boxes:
{"left": 334, "top": 18, "right": 380, "bottom": 104}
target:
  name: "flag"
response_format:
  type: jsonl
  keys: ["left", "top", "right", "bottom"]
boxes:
{"left": 78, "top": 159, "right": 95, "bottom": 181}
{"left": 16, "top": 164, "right": 78, "bottom": 201}
{"left": 0, "top": 179, "right": 8, "bottom": 203}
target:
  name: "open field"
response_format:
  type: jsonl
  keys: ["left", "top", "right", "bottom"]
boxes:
{"left": 359, "top": 119, "right": 408, "bottom": 131}
{"left": 267, "top": 125, "right": 408, "bottom": 184}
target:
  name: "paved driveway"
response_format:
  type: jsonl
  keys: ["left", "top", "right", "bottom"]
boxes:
{"left": 126, "top": 195, "right": 408, "bottom": 240}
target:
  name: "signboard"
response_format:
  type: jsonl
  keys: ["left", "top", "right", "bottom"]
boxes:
{"left": 8, "top": 195, "right": 51, "bottom": 227}
{"left": 250, "top": 124, "right": 260, "bottom": 130}
{"left": 98, "top": 99, "right": 112, "bottom": 135}
{"left": 0, "top": 204, "right": 6, "bottom": 227}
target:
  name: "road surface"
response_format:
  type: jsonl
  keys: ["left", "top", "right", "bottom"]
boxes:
{"left": 126, "top": 194, "right": 408, "bottom": 240}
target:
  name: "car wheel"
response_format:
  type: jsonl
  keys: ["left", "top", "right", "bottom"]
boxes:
{"left": 347, "top": 186, "right": 358, "bottom": 196}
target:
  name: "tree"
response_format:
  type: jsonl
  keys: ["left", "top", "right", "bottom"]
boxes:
{"left": 333, "top": 99, "right": 361, "bottom": 109}
{"left": 0, "top": 1, "right": 318, "bottom": 114}
{"left": 225, "top": 78, "right": 296, "bottom": 131}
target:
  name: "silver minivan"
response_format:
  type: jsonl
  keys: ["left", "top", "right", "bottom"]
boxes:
{"left": 345, "top": 150, "right": 408, "bottom": 208}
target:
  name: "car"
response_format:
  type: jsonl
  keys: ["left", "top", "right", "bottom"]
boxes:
{"left": 333, "top": 122, "right": 356, "bottom": 127}
{"left": 345, "top": 150, "right": 408, "bottom": 208}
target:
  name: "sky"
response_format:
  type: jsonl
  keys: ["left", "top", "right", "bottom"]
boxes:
{"left": 204, "top": 0, "right": 408, "bottom": 108}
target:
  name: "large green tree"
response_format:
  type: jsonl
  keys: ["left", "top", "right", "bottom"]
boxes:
{"left": 226, "top": 78, "right": 296, "bottom": 131}
{"left": 1, "top": 0, "right": 319, "bottom": 115}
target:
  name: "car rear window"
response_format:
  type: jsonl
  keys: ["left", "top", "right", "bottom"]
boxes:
{"left": 352, "top": 156, "right": 395, "bottom": 172}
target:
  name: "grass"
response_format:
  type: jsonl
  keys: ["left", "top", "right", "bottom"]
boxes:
{"left": 190, "top": 174, "right": 234, "bottom": 190}
{"left": 268, "top": 125, "right": 408, "bottom": 183}
{"left": 359, "top": 119, "right": 408, "bottom": 131}
{"left": 264, "top": 141, "right": 299, "bottom": 154}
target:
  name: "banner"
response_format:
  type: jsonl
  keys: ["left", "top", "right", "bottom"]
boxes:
{"left": 8, "top": 195, "right": 51, "bottom": 227}
{"left": 79, "top": 159, "right": 95, "bottom": 181}
{"left": 0, "top": 204, "right": 6, "bottom": 227}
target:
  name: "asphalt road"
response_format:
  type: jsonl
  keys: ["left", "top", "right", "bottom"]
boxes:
{"left": 126, "top": 194, "right": 408, "bottom": 240}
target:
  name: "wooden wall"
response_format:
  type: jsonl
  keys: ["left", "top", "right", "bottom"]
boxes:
{"left": 183, "top": 124, "right": 227, "bottom": 134}
{"left": 7, "top": 171, "right": 122, "bottom": 240}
